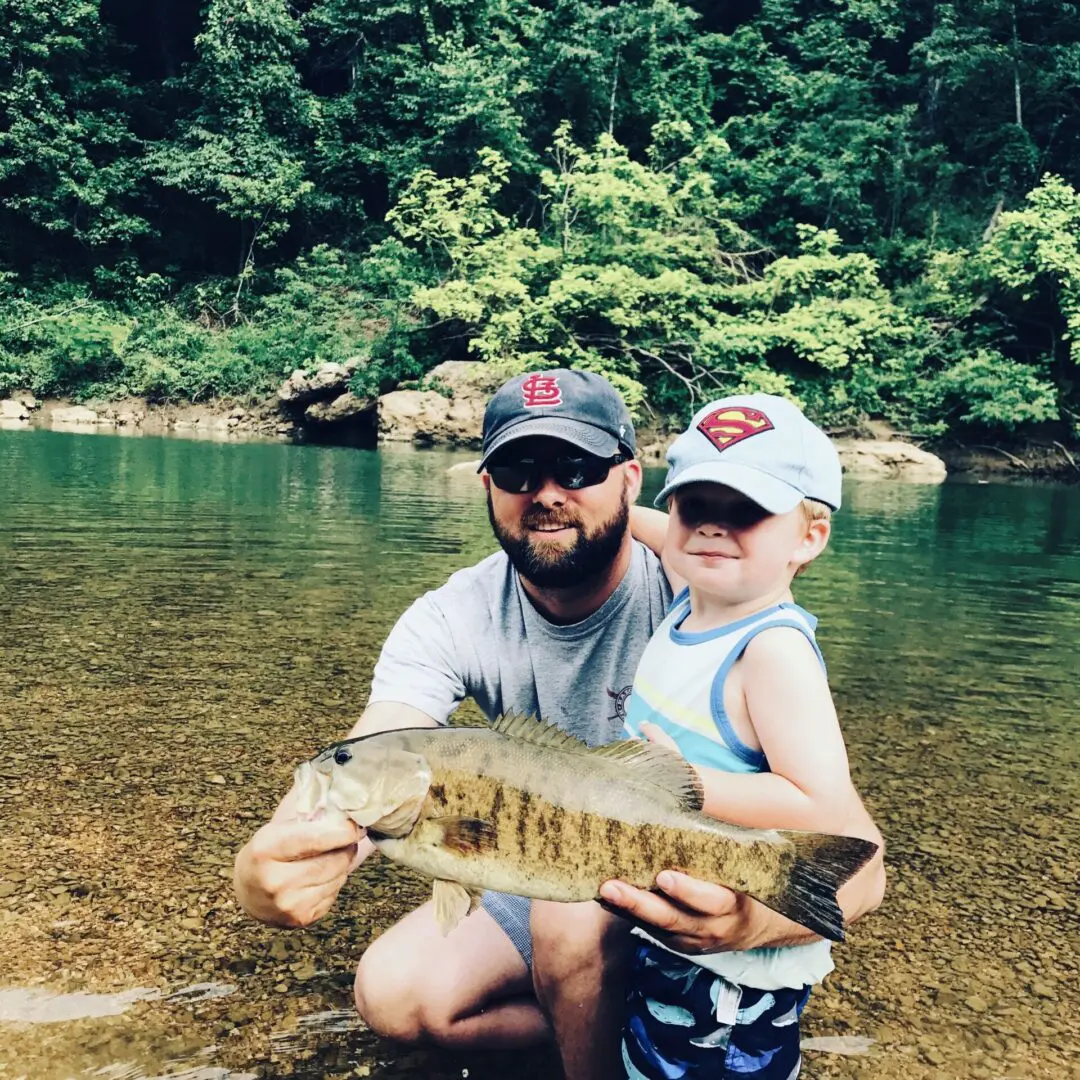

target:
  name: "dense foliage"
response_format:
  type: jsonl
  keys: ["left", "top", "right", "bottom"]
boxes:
{"left": 2, "top": 0, "right": 1080, "bottom": 437}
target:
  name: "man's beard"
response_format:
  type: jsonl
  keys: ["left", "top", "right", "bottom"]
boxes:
{"left": 487, "top": 489, "right": 630, "bottom": 589}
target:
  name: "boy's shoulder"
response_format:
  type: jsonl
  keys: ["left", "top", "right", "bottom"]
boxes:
{"left": 736, "top": 607, "right": 825, "bottom": 680}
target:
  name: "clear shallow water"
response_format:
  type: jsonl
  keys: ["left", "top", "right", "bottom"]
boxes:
{"left": 0, "top": 428, "right": 1077, "bottom": 1080}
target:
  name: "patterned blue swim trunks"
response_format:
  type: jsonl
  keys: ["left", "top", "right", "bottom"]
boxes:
{"left": 622, "top": 942, "right": 811, "bottom": 1079}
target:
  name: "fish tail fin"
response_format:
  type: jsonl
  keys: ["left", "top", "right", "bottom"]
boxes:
{"left": 770, "top": 833, "right": 879, "bottom": 943}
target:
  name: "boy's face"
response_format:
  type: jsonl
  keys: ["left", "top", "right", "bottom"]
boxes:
{"left": 665, "top": 483, "right": 829, "bottom": 606}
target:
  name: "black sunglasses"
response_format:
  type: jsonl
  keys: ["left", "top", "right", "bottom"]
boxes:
{"left": 488, "top": 452, "right": 629, "bottom": 494}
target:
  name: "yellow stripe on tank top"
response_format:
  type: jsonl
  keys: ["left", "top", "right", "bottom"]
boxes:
{"left": 632, "top": 674, "right": 725, "bottom": 743}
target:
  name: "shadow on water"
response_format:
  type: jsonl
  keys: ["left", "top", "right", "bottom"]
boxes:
{"left": 0, "top": 428, "right": 1077, "bottom": 1079}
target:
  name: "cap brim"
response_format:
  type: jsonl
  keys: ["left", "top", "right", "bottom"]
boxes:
{"left": 654, "top": 462, "right": 805, "bottom": 512}
{"left": 479, "top": 417, "right": 621, "bottom": 470}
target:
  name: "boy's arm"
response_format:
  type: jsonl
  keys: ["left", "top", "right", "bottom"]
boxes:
{"left": 690, "top": 627, "right": 858, "bottom": 833}
{"left": 629, "top": 504, "right": 687, "bottom": 593}
{"left": 629, "top": 505, "right": 669, "bottom": 555}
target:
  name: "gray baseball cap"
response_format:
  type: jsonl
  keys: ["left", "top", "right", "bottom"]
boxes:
{"left": 478, "top": 369, "right": 636, "bottom": 469}
{"left": 655, "top": 393, "right": 842, "bottom": 512}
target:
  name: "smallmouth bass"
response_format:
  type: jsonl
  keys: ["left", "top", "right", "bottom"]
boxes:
{"left": 293, "top": 713, "right": 877, "bottom": 941}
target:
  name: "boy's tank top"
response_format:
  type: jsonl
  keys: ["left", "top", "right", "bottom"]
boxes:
{"left": 624, "top": 589, "right": 835, "bottom": 991}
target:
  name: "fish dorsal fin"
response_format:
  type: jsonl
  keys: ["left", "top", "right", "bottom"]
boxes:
{"left": 491, "top": 711, "right": 704, "bottom": 812}
{"left": 589, "top": 739, "right": 705, "bottom": 812}
{"left": 491, "top": 711, "right": 591, "bottom": 752}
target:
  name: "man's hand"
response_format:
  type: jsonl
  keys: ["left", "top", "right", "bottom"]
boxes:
{"left": 233, "top": 701, "right": 438, "bottom": 929}
{"left": 233, "top": 814, "right": 365, "bottom": 928}
{"left": 599, "top": 871, "right": 784, "bottom": 955}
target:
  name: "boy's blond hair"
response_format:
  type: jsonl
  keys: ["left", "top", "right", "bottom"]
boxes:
{"left": 794, "top": 499, "right": 832, "bottom": 577}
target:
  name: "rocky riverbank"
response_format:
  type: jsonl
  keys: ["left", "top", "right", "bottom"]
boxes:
{"left": 3, "top": 361, "right": 1079, "bottom": 484}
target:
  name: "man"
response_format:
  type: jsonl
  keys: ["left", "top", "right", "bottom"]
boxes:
{"left": 233, "top": 369, "right": 885, "bottom": 1080}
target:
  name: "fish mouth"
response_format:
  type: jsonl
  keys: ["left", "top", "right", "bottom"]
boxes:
{"left": 293, "top": 760, "right": 333, "bottom": 820}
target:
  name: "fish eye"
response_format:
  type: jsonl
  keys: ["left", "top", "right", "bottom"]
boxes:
{"left": 333, "top": 747, "right": 352, "bottom": 766}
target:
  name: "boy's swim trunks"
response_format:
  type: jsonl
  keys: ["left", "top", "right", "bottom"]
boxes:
{"left": 622, "top": 942, "right": 811, "bottom": 1079}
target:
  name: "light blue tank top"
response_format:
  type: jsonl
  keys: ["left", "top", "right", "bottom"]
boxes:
{"left": 624, "top": 589, "right": 835, "bottom": 991}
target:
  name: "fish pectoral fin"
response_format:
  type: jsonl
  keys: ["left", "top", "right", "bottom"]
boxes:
{"left": 432, "top": 879, "right": 477, "bottom": 936}
{"left": 430, "top": 815, "right": 499, "bottom": 855}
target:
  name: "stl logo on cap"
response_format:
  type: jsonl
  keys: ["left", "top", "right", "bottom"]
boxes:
{"left": 521, "top": 373, "right": 562, "bottom": 408}
{"left": 697, "top": 405, "right": 774, "bottom": 452}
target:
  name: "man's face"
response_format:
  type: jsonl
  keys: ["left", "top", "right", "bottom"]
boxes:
{"left": 484, "top": 437, "right": 641, "bottom": 589}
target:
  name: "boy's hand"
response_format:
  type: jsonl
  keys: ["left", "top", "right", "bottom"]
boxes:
{"left": 639, "top": 721, "right": 682, "bottom": 756}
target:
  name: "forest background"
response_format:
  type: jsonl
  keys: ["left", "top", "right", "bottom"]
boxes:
{"left": 4, "top": 0, "right": 1080, "bottom": 441}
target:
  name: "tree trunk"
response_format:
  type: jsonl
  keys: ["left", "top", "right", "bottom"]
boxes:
{"left": 1012, "top": 3, "right": 1024, "bottom": 130}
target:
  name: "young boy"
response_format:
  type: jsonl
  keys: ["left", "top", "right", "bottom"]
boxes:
{"left": 620, "top": 393, "right": 864, "bottom": 1080}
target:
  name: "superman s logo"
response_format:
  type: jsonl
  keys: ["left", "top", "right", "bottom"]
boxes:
{"left": 697, "top": 406, "right": 774, "bottom": 452}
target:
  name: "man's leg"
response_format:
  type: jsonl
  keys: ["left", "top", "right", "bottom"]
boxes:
{"left": 354, "top": 899, "right": 550, "bottom": 1049}
{"left": 531, "top": 899, "right": 634, "bottom": 1080}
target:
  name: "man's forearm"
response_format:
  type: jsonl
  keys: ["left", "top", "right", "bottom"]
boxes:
{"left": 347, "top": 699, "right": 441, "bottom": 739}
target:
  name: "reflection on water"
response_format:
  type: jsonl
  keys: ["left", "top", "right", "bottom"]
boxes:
{"left": 0, "top": 987, "right": 162, "bottom": 1024}
{"left": 1, "top": 428, "right": 1078, "bottom": 1079}
{"left": 802, "top": 1036, "right": 875, "bottom": 1056}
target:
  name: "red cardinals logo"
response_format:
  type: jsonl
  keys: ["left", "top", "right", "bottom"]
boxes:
{"left": 697, "top": 406, "right": 774, "bottom": 452}
{"left": 521, "top": 373, "right": 562, "bottom": 408}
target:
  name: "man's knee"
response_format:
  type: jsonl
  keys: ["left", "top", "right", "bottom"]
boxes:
{"left": 354, "top": 938, "right": 428, "bottom": 1043}
{"left": 355, "top": 916, "right": 519, "bottom": 1046}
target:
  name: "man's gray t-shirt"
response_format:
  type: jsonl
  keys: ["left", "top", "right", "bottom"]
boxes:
{"left": 369, "top": 542, "right": 673, "bottom": 746}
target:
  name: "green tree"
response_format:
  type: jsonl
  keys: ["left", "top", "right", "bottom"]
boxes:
{"left": 0, "top": 0, "right": 148, "bottom": 264}
{"left": 381, "top": 131, "right": 922, "bottom": 424}
{"left": 149, "top": 0, "right": 315, "bottom": 319}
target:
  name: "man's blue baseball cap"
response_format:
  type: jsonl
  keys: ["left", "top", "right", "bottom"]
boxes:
{"left": 655, "top": 393, "right": 842, "bottom": 512}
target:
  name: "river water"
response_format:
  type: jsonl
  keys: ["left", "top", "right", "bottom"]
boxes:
{"left": 0, "top": 428, "right": 1077, "bottom": 1080}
